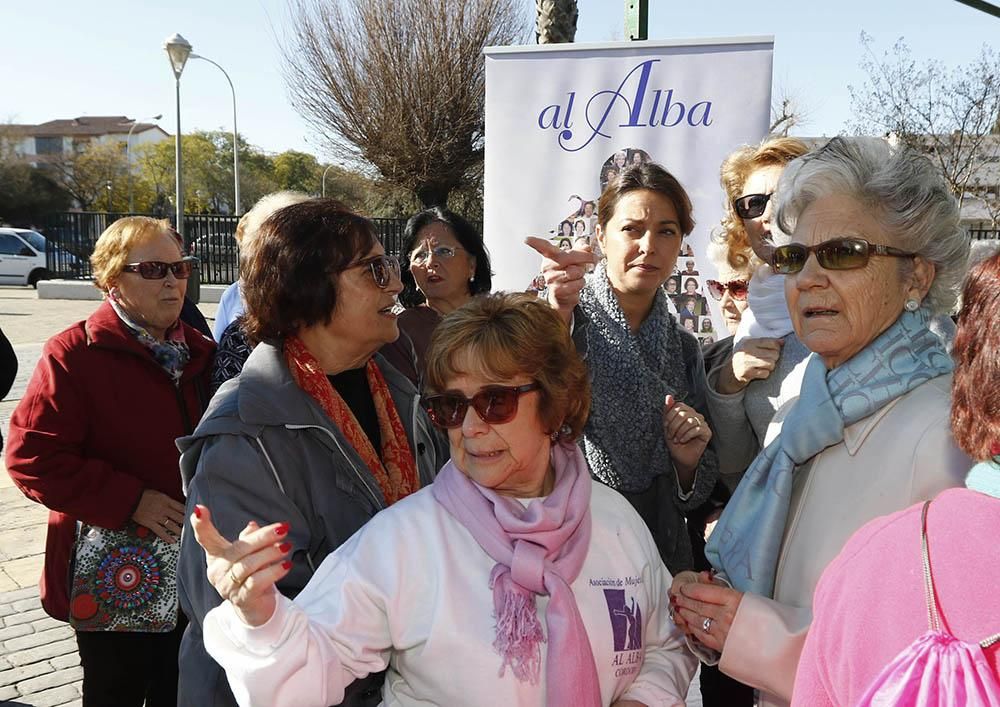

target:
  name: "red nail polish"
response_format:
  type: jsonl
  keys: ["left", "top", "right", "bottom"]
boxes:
{"left": 275, "top": 523, "right": 289, "bottom": 536}
{"left": 193, "top": 506, "right": 202, "bottom": 519}
{"left": 281, "top": 560, "right": 292, "bottom": 570}
{"left": 278, "top": 542, "right": 292, "bottom": 554}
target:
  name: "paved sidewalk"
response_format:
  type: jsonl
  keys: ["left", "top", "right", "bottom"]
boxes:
{"left": 0, "top": 288, "right": 217, "bottom": 706}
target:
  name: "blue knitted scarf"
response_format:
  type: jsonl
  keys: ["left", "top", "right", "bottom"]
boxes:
{"left": 705, "top": 308, "right": 953, "bottom": 596}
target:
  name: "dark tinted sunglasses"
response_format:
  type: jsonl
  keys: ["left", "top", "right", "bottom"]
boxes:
{"left": 770, "top": 237, "right": 916, "bottom": 275}
{"left": 706, "top": 279, "right": 749, "bottom": 301}
{"left": 122, "top": 258, "right": 196, "bottom": 280}
{"left": 423, "top": 383, "right": 540, "bottom": 429}
{"left": 733, "top": 193, "right": 771, "bottom": 219}
{"left": 343, "top": 254, "right": 401, "bottom": 288}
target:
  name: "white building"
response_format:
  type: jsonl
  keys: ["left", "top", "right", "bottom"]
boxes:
{"left": 6, "top": 115, "right": 169, "bottom": 167}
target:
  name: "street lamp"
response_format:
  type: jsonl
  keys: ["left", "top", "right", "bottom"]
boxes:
{"left": 321, "top": 164, "right": 336, "bottom": 197}
{"left": 164, "top": 33, "right": 192, "bottom": 238}
{"left": 189, "top": 53, "right": 241, "bottom": 215}
{"left": 126, "top": 114, "right": 162, "bottom": 213}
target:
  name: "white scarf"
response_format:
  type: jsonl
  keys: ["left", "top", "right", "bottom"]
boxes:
{"left": 734, "top": 262, "right": 794, "bottom": 345}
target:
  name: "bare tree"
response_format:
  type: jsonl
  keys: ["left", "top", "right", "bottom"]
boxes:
{"left": 46, "top": 141, "right": 129, "bottom": 211}
{"left": 849, "top": 32, "right": 1000, "bottom": 207}
{"left": 281, "top": 0, "right": 527, "bottom": 208}
{"left": 536, "top": 0, "right": 577, "bottom": 44}
{"left": 769, "top": 85, "right": 812, "bottom": 137}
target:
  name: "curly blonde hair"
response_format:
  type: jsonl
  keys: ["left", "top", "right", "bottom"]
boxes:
{"left": 718, "top": 136, "right": 809, "bottom": 269}
{"left": 90, "top": 216, "right": 176, "bottom": 292}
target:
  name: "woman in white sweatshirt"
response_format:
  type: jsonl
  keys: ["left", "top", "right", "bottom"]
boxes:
{"left": 189, "top": 293, "right": 697, "bottom": 707}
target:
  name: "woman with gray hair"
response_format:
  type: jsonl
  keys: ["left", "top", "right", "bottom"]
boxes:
{"left": 668, "top": 136, "right": 972, "bottom": 707}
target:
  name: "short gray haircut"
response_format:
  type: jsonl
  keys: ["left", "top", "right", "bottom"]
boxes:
{"left": 238, "top": 191, "right": 312, "bottom": 258}
{"left": 775, "top": 136, "right": 970, "bottom": 314}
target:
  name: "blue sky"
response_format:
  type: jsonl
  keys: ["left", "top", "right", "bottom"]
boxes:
{"left": 2, "top": 0, "right": 996, "bottom": 157}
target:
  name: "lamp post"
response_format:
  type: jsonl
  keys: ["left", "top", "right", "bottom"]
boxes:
{"left": 189, "top": 53, "right": 241, "bottom": 215}
{"left": 126, "top": 114, "right": 162, "bottom": 213}
{"left": 321, "top": 164, "right": 335, "bottom": 197}
{"left": 164, "top": 33, "right": 192, "bottom": 239}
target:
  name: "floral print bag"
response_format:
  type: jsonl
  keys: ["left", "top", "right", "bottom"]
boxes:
{"left": 68, "top": 521, "right": 179, "bottom": 632}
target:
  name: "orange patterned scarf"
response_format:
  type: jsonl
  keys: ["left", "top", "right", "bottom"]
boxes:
{"left": 284, "top": 336, "right": 419, "bottom": 505}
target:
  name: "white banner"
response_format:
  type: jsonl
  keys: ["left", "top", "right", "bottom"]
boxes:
{"left": 484, "top": 37, "right": 773, "bottom": 342}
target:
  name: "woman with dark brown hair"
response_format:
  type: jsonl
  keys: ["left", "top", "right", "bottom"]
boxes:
{"left": 176, "top": 199, "right": 448, "bottom": 707}
{"left": 528, "top": 162, "right": 719, "bottom": 576}
{"left": 792, "top": 247, "right": 1000, "bottom": 705}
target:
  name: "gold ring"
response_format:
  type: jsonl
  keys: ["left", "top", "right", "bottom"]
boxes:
{"left": 228, "top": 568, "right": 242, "bottom": 586}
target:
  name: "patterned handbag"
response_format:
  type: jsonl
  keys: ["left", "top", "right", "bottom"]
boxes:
{"left": 68, "top": 521, "right": 180, "bottom": 633}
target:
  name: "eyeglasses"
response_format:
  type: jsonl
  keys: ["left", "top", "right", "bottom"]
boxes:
{"left": 122, "top": 258, "right": 196, "bottom": 280}
{"left": 706, "top": 279, "right": 749, "bottom": 301}
{"left": 409, "top": 245, "right": 465, "bottom": 266}
{"left": 342, "top": 254, "right": 401, "bottom": 288}
{"left": 423, "top": 383, "right": 540, "bottom": 429}
{"left": 733, "top": 193, "right": 772, "bottom": 219}
{"left": 770, "top": 237, "right": 916, "bottom": 275}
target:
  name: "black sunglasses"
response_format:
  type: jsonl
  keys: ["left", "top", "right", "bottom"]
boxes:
{"left": 122, "top": 258, "right": 196, "bottom": 280}
{"left": 706, "top": 279, "right": 749, "bottom": 301}
{"left": 342, "top": 254, "right": 401, "bottom": 289}
{"left": 423, "top": 383, "right": 540, "bottom": 429}
{"left": 770, "top": 237, "right": 916, "bottom": 275}
{"left": 733, "top": 193, "right": 771, "bottom": 219}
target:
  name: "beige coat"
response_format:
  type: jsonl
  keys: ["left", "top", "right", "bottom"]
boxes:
{"left": 716, "top": 373, "right": 971, "bottom": 706}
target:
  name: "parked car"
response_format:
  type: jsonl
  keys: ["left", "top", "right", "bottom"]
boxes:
{"left": 0, "top": 228, "right": 81, "bottom": 287}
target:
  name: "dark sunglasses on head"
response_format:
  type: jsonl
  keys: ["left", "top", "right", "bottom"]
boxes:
{"left": 733, "top": 193, "right": 772, "bottom": 219}
{"left": 706, "top": 279, "right": 749, "bottom": 301}
{"left": 770, "top": 237, "right": 916, "bottom": 275}
{"left": 342, "top": 254, "right": 401, "bottom": 288}
{"left": 122, "top": 258, "right": 196, "bottom": 280}
{"left": 423, "top": 383, "right": 540, "bottom": 429}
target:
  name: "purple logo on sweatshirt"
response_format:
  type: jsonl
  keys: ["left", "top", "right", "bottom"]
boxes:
{"left": 603, "top": 589, "right": 642, "bottom": 652}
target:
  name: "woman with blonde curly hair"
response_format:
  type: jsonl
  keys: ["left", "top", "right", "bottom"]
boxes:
{"left": 704, "top": 136, "right": 812, "bottom": 488}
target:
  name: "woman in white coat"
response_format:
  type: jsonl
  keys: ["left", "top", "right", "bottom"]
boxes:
{"left": 669, "top": 136, "right": 972, "bottom": 707}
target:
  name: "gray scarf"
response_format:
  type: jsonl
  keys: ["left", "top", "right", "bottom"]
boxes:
{"left": 578, "top": 262, "right": 689, "bottom": 493}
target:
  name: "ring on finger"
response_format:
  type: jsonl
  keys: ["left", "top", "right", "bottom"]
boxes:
{"left": 702, "top": 617, "right": 713, "bottom": 633}
{"left": 228, "top": 567, "right": 243, "bottom": 587}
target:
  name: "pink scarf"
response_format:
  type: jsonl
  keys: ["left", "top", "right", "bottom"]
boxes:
{"left": 432, "top": 442, "right": 601, "bottom": 707}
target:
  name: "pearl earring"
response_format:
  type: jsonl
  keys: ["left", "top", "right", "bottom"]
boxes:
{"left": 904, "top": 298, "right": 920, "bottom": 312}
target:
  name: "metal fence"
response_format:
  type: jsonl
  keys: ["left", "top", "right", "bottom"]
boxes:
{"left": 969, "top": 227, "right": 999, "bottom": 241}
{"left": 39, "top": 211, "right": 412, "bottom": 285}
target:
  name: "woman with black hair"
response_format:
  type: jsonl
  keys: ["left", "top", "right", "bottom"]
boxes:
{"left": 380, "top": 207, "right": 491, "bottom": 386}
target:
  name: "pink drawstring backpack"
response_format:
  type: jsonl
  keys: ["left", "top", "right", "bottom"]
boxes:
{"left": 856, "top": 501, "right": 1000, "bottom": 707}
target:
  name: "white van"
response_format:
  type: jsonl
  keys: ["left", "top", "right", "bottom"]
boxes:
{"left": 0, "top": 228, "right": 54, "bottom": 287}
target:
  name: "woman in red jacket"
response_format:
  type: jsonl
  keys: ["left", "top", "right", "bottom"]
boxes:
{"left": 6, "top": 216, "right": 215, "bottom": 707}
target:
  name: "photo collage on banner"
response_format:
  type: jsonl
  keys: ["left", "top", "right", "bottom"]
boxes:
{"left": 525, "top": 144, "right": 715, "bottom": 345}
{"left": 485, "top": 39, "right": 774, "bottom": 337}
